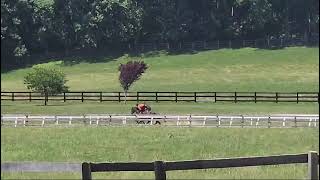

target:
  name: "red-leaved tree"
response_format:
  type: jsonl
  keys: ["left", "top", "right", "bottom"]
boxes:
{"left": 119, "top": 61, "right": 148, "bottom": 103}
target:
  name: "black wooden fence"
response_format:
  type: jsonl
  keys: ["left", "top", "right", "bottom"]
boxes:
{"left": 1, "top": 91, "right": 319, "bottom": 103}
{"left": 129, "top": 35, "right": 319, "bottom": 53}
{"left": 82, "top": 151, "right": 319, "bottom": 180}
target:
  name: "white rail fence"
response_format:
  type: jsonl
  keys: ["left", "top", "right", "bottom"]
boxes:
{"left": 1, "top": 114, "right": 318, "bottom": 128}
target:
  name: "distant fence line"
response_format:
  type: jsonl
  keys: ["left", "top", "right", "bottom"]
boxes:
{"left": 1, "top": 152, "right": 318, "bottom": 180}
{"left": 129, "top": 36, "right": 319, "bottom": 52}
{"left": 1, "top": 114, "right": 318, "bottom": 128}
{"left": 1, "top": 91, "right": 319, "bottom": 103}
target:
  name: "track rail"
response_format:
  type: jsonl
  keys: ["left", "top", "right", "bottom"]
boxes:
{"left": 1, "top": 114, "right": 318, "bottom": 128}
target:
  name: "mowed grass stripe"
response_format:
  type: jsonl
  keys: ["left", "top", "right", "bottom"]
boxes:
{"left": 1, "top": 47, "right": 319, "bottom": 92}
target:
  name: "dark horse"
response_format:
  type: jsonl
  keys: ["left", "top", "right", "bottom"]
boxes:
{"left": 131, "top": 105, "right": 161, "bottom": 125}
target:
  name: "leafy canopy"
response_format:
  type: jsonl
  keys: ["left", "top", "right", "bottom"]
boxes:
{"left": 24, "top": 66, "right": 68, "bottom": 95}
{"left": 118, "top": 61, "right": 148, "bottom": 91}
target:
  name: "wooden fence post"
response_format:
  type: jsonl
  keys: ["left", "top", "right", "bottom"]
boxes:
{"left": 235, "top": 92, "right": 237, "bottom": 103}
{"left": 12, "top": 92, "right": 14, "bottom": 101}
{"left": 29, "top": 92, "right": 32, "bottom": 102}
{"left": 175, "top": 92, "right": 178, "bottom": 103}
{"left": 154, "top": 161, "right": 166, "bottom": 180}
{"left": 100, "top": 92, "right": 102, "bottom": 102}
{"left": 297, "top": 92, "right": 299, "bottom": 103}
{"left": 214, "top": 92, "right": 217, "bottom": 103}
{"left": 82, "top": 92, "right": 84, "bottom": 102}
{"left": 194, "top": 92, "right": 197, "bottom": 102}
{"left": 254, "top": 92, "right": 257, "bottom": 103}
{"left": 137, "top": 92, "right": 139, "bottom": 102}
{"left": 63, "top": 92, "right": 66, "bottom": 102}
{"left": 156, "top": 92, "right": 158, "bottom": 102}
{"left": 276, "top": 92, "right": 278, "bottom": 103}
{"left": 308, "top": 151, "right": 318, "bottom": 180}
{"left": 82, "top": 162, "right": 92, "bottom": 180}
{"left": 118, "top": 92, "right": 121, "bottom": 102}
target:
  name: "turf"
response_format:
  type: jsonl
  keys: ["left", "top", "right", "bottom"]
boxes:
{"left": 1, "top": 101, "right": 318, "bottom": 115}
{"left": 1, "top": 47, "right": 319, "bottom": 92}
{"left": 1, "top": 127, "right": 318, "bottom": 179}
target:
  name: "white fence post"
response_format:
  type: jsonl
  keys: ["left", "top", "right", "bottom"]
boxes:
{"left": 42, "top": 118, "right": 45, "bottom": 127}
{"left": 15, "top": 117, "right": 18, "bottom": 127}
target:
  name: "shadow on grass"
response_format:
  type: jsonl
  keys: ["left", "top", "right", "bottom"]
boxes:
{"left": 2, "top": 43, "right": 317, "bottom": 73}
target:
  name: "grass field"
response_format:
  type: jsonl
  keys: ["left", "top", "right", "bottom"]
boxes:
{"left": 1, "top": 127, "right": 319, "bottom": 179}
{"left": 1, "top": 47, "right": 319, "bottom": 92}
{"left": 1, "top": 47, "right": 319, "bottom": 179}
{"left": 1, "top": 101, "right": 319, "bottom": 115}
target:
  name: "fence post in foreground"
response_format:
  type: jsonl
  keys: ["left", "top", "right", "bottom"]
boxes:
{"left": 154, "top": 161, "right": 166, "bottom": 180}
{"left": 308, "top": 151, "right": 318, "bottom": 180}
{"left": 82, "top": 162, "right": 92, "bottom": 180}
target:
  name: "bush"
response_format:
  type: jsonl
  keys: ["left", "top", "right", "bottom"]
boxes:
{"left": 24, "top": 66, "right": 69, "bottom": 95}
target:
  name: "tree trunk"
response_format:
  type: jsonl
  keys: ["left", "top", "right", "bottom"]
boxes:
{"left": 44, "top": 91, "right": 48, "bottom": 106}
{"left": 124, "top": 90, "right": 127, "bottom": 104}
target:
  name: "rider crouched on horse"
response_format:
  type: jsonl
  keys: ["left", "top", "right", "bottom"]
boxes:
{"left": 136, "top": 102, "right": 151, "bottom": 114}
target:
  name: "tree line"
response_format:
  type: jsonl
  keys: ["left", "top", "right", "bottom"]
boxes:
{"left": 1, "top": 0, "right": 319, "bottom": 70}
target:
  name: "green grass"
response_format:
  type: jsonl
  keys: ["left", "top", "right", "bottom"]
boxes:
{"left": 1, "top": 101, "right": 318, "bottom": 115}
{"left": 1, "top": 47, "right": 319, "bottom": 92}
{"left": 1, "top": 127, "right": 318, "bottom": 179}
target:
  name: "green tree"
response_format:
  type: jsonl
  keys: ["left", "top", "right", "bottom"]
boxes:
{"left": 24, "top": 66, "right": 69, "bottom": 105}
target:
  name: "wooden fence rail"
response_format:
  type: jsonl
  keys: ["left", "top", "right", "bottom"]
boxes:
{"left": 1, "top": 91, "right": 319, "bottom": 103}
{"left": 1, "top": 152, "right": 318, "bottom": 179}
{"left": 82, "top": 151, "right": 319, "bottom": 180}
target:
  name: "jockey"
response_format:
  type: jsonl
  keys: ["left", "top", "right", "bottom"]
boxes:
{"left": 137, "top": 103, "right": 147, "bottom": 113}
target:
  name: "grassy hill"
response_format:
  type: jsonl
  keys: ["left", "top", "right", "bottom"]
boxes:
{"left": 1, "top": 47, "right": 319, "bottom": 92}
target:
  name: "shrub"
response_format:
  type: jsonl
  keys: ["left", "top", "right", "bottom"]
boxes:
{"left": 24, "top": 66, "right": 69, "bottom": 96}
